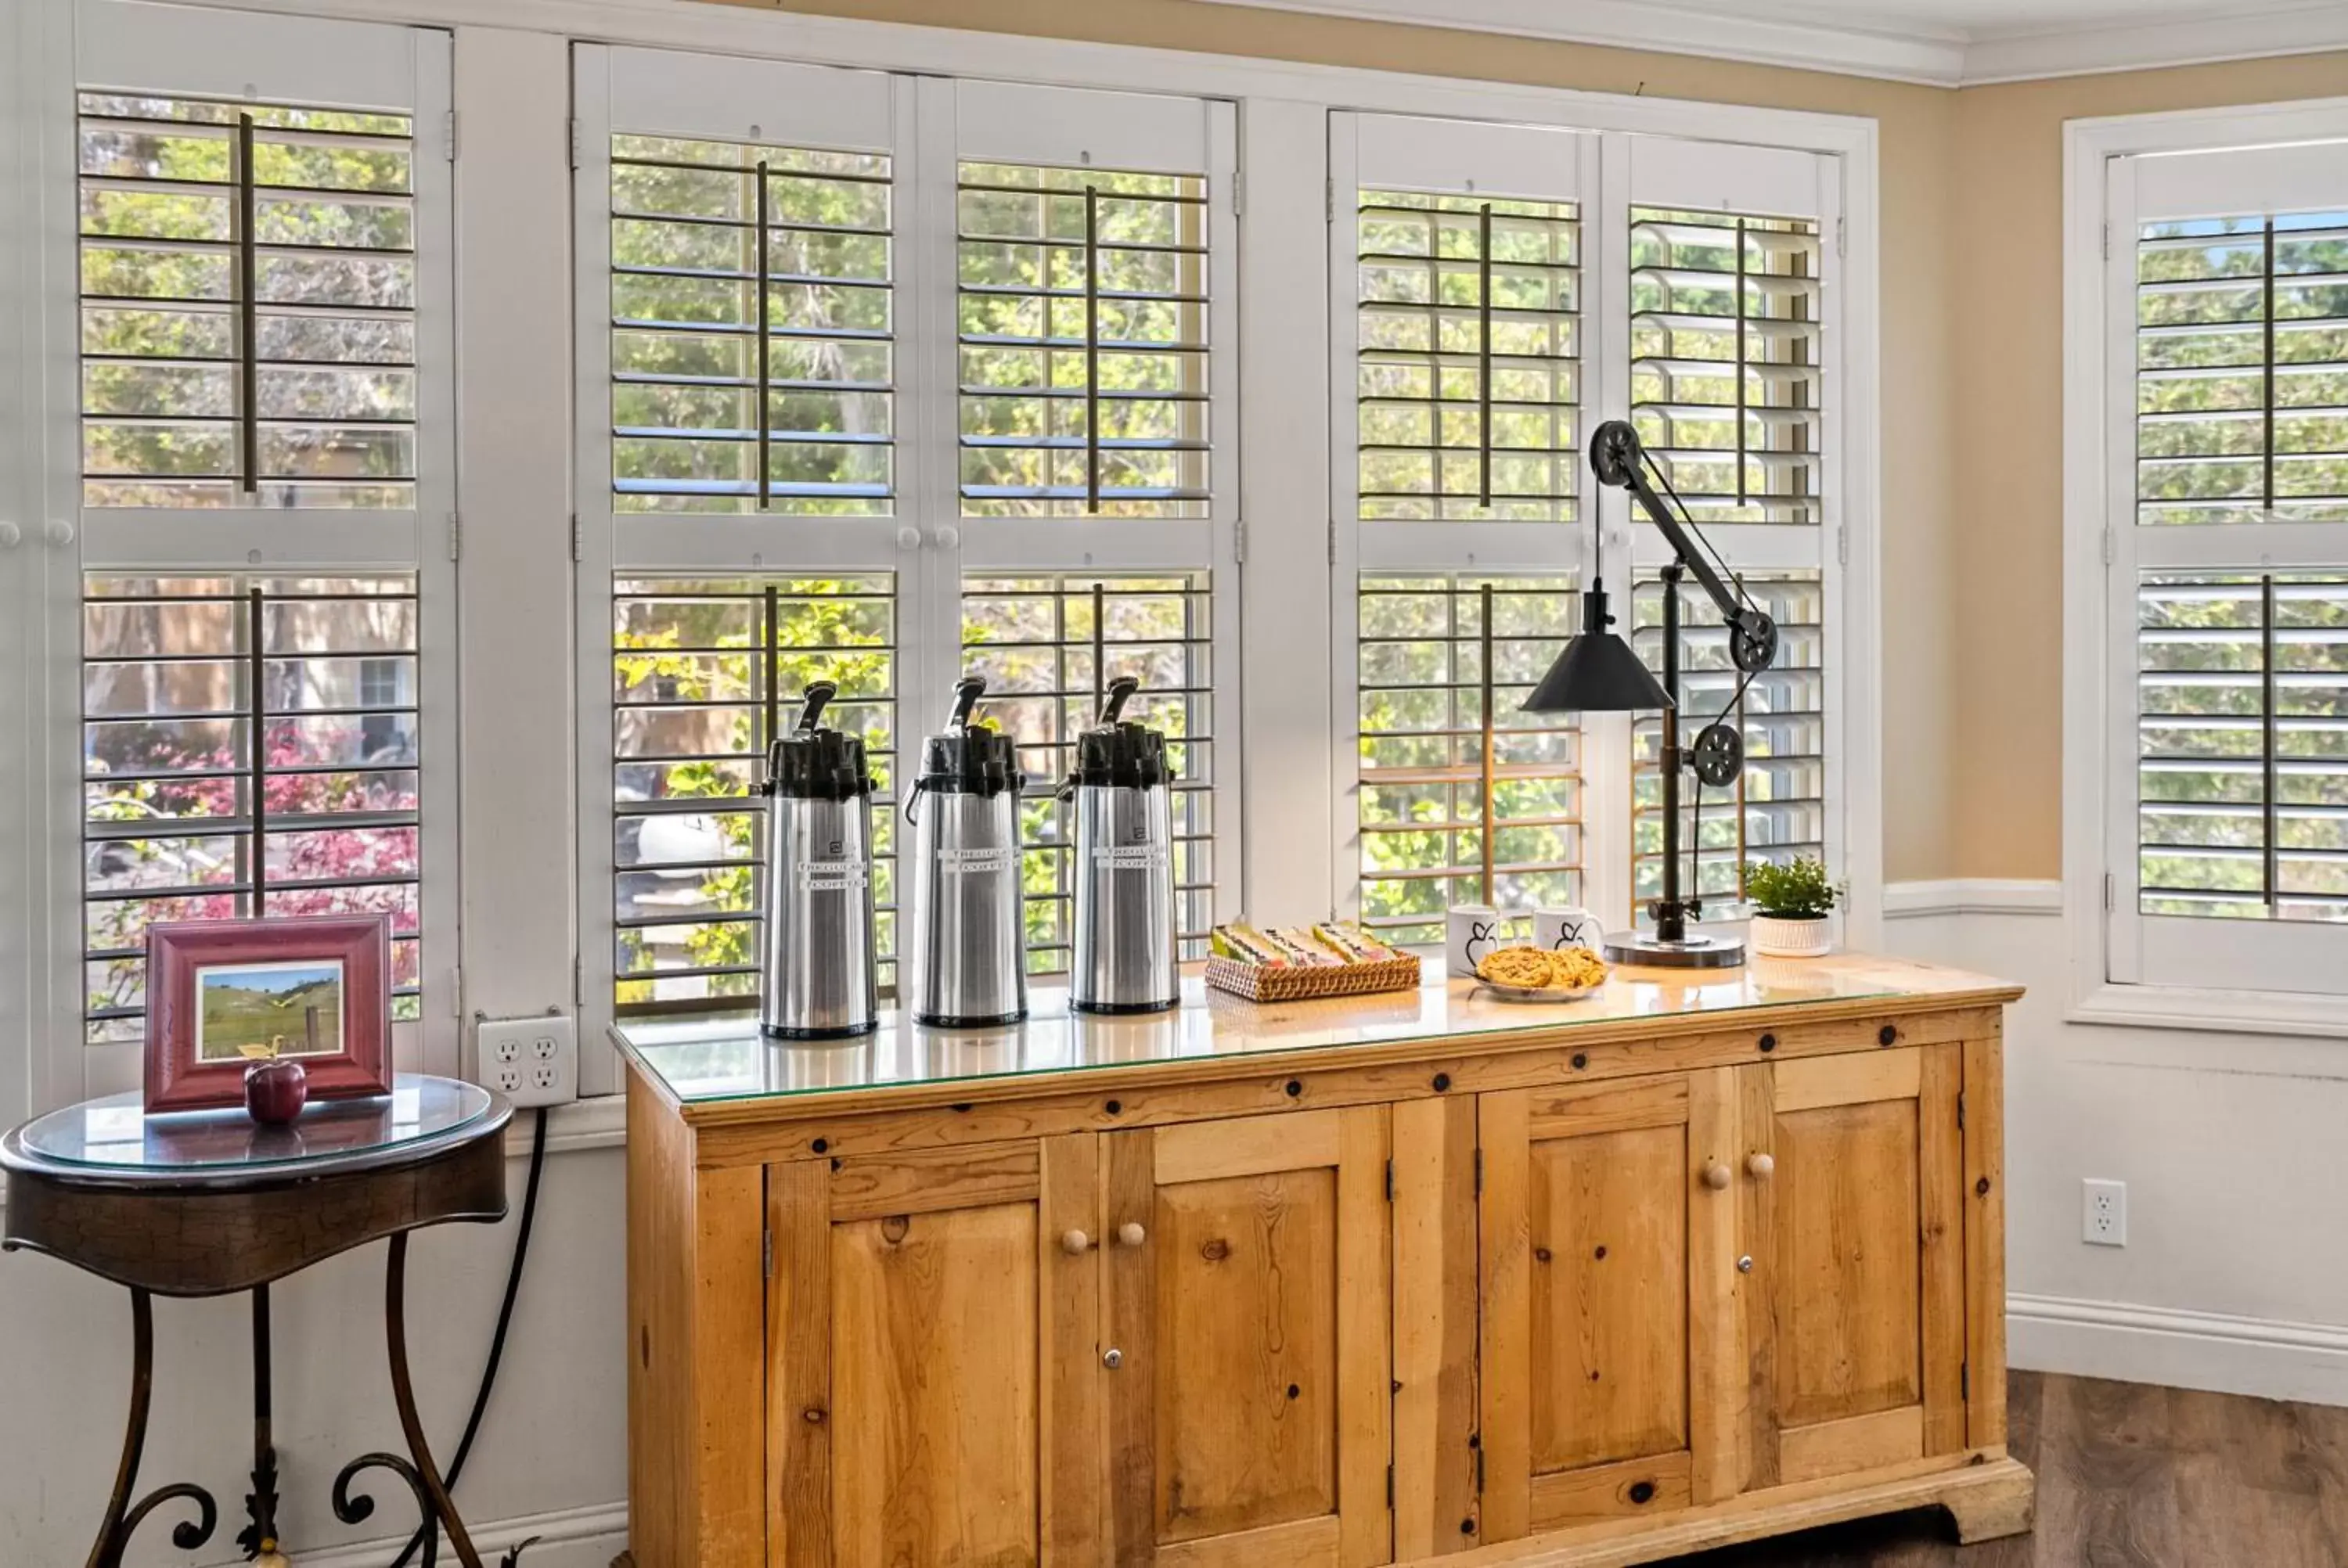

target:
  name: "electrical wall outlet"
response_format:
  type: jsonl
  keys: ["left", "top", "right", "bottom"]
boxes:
{"left": 2083, "top": 1178, "right": 2127, "bottom": 1246}
{"left": 475, "top": 1015, "right": 578, "bottom": 1108}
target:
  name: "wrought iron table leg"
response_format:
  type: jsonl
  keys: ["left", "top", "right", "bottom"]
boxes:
{"left": 88, "top": 1287, "right": 217, "bottom": 1568}
{"left": 237, "top": 1283, "right": 283, "bottom": 1559}
{"left": 384, "top": 1232, "right": 484, "bottom": 1568}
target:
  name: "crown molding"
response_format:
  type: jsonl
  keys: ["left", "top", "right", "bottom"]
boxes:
{"left": 1963, "top": 5, "right": 2348, "bottom": 85}
{"left": 1188, "top": 0, "right": 1968, "bottom": 85}
{"left": 1189, "top": 0, "right": 2348, "bottom": 89}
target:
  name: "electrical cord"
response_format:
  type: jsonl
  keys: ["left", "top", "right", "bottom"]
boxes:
{"left": 389, "top": 1103, "right": 552, "bottom": 1568}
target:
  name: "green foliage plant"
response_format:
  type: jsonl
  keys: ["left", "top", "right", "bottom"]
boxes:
{"left": 1742, "top": 856, "right": 1836, "bottom": 921}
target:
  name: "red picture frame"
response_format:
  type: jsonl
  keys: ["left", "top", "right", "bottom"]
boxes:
{"left": 144, "top": 915, "right": 394, "bottom": 1114}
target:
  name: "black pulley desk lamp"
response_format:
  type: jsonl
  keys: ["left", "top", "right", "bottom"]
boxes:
{"left": 1523, "top": 419, "right": 1780, "bottom": 969}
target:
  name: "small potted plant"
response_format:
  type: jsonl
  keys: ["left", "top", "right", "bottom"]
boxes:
{"left": 1743, "top": 856, "right": 1838, "bottom": 958}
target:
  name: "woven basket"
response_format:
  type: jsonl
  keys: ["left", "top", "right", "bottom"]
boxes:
{"left": 1205, "top": 952, "right": 1422, "bottom": 1003}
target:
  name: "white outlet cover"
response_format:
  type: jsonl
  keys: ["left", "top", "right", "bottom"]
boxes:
{"left": 2083, "top": 1178, "right": 2127, "bottom": 1247}
{"left": 475, "top": 1016, "right": 579, "bottom": 1108}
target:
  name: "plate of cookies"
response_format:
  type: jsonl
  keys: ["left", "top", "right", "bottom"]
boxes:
{"left": 1474, "top": 943, "right": 1610, "bottom": 1002}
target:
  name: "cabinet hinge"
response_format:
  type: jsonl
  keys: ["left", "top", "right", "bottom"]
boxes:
{"left": 1473, "top": 1147, "right": 1483, "bottom": 1197}
{"left": 1384, "top": 1159, "right": 1393, "bottom": 1203}
{"left": 1233, "top": 517, "right": 1247, "bottom": 564}
{"left": 1961, "top": 1360, "right": 1970, "bottom": 1401}
{"left": 441, "top": 109, "right": 458, "bottom": 163}
{"left": 1835, "top": 525, "right": 1848, "bottom": 566}
{"left": 447, "top": 511, "right": 461, "bottom": 562}
{"left": 1325, "top": 177, "right": 1335, "bottom": 225}
{"left": 1327, "top": 518, "right": 1338, "bottom": 566}
{"left": 1835, "top": 214, "right": 1846, "bottom": 257}
{"left": 2104, "top": 872, "right": 2115, "bottom": 913}
{"left": 449, "top": 966, "right": 463, "bottom": 1018}
{"left": 574, "top": 954, "right": 588, "bottom": 1009}
{"left": 763, "top": 1226, "right": 775, "bottom": 1279}
{"left": 1232, "top": 169, "right": 1245, "bottom": 219}
{"left": 2101, "top": 526, "right": 2115, "bottom": 567}
{"left": 571, "top": 513, "right": 583, "bottom": 563}
{"left": 2101, "top": 220, "right": 2111, "bottom": 261}
{"left": 1957, "top": 1091, "right": 1965, "bottom": 1132}
{"left": 569, "top": 116, "right": 582, "bottom": 173}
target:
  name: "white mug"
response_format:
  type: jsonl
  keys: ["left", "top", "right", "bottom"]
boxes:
{"left": 1447, "top": 904, "right": 1503, "bottom": 978}
{"left": 1534, "top": 905, "right": 1604, "bottom": 953}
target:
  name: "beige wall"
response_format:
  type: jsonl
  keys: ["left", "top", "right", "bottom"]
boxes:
{"left": 1950, "top": 54, "right": 2348, "bottom": 879}
{"left": 730, "top": 0, "right": 2348, "bottom": 883}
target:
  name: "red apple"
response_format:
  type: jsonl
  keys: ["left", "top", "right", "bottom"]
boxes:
{"left": 244, "top": 1057, "right": 309, "bottom": 1126}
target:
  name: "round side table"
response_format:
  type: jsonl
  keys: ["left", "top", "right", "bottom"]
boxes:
{"left": 2, "top": 1075, "right": 513, "bottom": 1568}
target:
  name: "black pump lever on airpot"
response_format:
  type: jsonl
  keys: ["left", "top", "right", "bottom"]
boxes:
{"left": 796, "top": 679, "right": 839, "bottom": 734}
{"left": 1097, "top": 674, "right": 1140, "bottom": 728}
{"left": 949, "top": 675, "right": 986, "bottom": 730}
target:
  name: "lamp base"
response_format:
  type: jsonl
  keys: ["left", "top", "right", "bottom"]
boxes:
{"left": 1602, "top": 930, "right": 1748, "bottom": 969}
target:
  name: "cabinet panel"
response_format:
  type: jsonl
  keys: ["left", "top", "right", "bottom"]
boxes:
{"left": 1107, "top": 1107, "right": 1392, "bottom": 1568}
{"left": 767, "top": 1134, "right": 1102, "bottom": 1568}
{"left": 1480, "top": 1070, "right": 1738, "bottom": 1541}
{"left": 1746, "top": 1045, "right": 1964, "bottom": 1491}
{"left": 833, "top": 1203, "right": 1040, "bottom": 1567}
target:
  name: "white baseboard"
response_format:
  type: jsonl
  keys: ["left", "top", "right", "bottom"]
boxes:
{"left": 203, "top": 1499, "right": 628, "bottom": 1568}
{"left": 2010, "top": 1293, "right": 2348, "bottom": 1408}
{"left": 1883, "top": 878, "right": 2064, "bottom": 919}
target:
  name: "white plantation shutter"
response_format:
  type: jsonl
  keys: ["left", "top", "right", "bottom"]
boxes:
{"left": 2106, "top": 143, "right": 2348, "bottom": 993}
{"left": 1619, "top": 138, "right": 1842, "bottom": 923}
{"left": 1331, "top": 113, "right": 1597, "bottom": 928}
{"left": 574, "top": 59, "right": 1241, "bottom": 1020}
{"left": 59, "top": 3, "right": 458, "bottom": 1089}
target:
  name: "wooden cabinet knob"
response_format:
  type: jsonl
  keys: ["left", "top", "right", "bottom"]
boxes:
{"left": 1117, "top": 1222, "right": 1147, "bottom": 1248}
{"left": 1746, "top": 1153, "right": 1775, "bottom": 1179}
{"left": 1061, "top": 1229, "right": 1093, "bottom": 1255}
{"left": 1702, "top": 1163, "right": 1732, "bottom": 1190}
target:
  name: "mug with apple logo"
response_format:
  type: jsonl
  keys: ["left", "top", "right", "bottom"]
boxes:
{"left": 1534, "top": 905, "right": 1604, "bottom": 953}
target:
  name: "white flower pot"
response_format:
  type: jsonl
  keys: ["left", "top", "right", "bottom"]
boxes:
{"left": 1749, "top": 913, "right": 1834, "bottom": 958}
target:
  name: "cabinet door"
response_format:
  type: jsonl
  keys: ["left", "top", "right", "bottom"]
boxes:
{"left": 1744, "top": 1045, "right": 1966, "bottom": 1491}
{"left": 768, "top": 1135, "right": 1104, "bottom": 1568}
{"left": 1104, "top": 1108, "right": 1393, "bottom": 1568}
{"left": 1478, "top": 1070, "right": 1740, "bottom": 1539}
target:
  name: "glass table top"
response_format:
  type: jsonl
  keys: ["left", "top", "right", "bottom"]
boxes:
{"left": 3, "top": 1075, "right": 502, "bottom": 1182}
{"left": 615, "top": 955, "right": 1968, "bottom": 1109}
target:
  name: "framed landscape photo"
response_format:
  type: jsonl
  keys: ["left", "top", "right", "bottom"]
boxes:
{"left": 144, "top": 915, "right": 394, "bottom": 1113}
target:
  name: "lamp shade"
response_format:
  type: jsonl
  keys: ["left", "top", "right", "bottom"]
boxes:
{"left": 1522, "top": 584, "right": 1673, "bottom": 714}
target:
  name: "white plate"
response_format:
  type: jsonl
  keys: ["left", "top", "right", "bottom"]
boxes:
{"left": 1475, "top": 980, "right": 1602, "bottom": 1004}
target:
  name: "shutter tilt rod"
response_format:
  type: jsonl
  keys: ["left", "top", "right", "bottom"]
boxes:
{"left": 1478, "top": 203, "right": 1494, "bottom": 511}
{"left": 248, "top": 585, "right": 268, "bottom": 911}
{"left": 1479, "top": 581, "right": 1497, "bottom": 904}
{"left": 764, "top": 583, "right": 781, "bottom": 764}
{"left": 1085, "top": 185, "right": 1101, "bottom": 514}
{"left": 754, "top": 159, "right": 772, "bottom": 512}
{"left": 1734, "top": 217, "right": 1748, "bottom": 509}
{"left": 238, "top": 113, "right": 259, "bottom": 496}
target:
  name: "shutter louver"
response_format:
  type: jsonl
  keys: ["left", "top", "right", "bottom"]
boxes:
{"left": 81, "top": 575, "right": 425, "bottom": 1045}
{"left": 77, "top": 93, "right": 419, "bottom": 509}
{"left": 1355, "top": 190, "right": 1579, "bottom": 521}
{"left": 611, "top": 576, "right": 899, "bottom": 1012}
{"left": 956, "top": 163, "right": 1212, "bottom": 517}
{"left": 1356, "top": 572, "right": 1581, "bottom": 945}
{"left": 961, "top": 573, "right": 1218, "bottom": 971}
{"left": 1630, "top": 207, "right": 1821, "bottom": 527}
{"left": 608, "top": 136, "right": 895, "bottom": 514}
{"left": 1632, "top": 571, "right": 1826, "bottom": 903}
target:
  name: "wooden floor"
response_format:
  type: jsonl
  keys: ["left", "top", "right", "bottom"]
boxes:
{"left": 611, "top": 1372, "right": 2348, "bottom": 1568}
{"left": 1678, "top": 1369, "right": 2348, "bottom": 1566}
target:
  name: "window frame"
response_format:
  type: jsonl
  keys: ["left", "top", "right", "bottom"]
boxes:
{"left": 1329, "top": 116, "right": 1856, "bottom": 943}
{"left": 33, "top": 0, "right": 460, "bottom": 1102}
{"left": 2064, "top": 95, "right": 2348, "bottom": 1034}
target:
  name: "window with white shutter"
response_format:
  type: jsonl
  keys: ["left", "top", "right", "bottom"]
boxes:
{"left": 1331, "top": 114, "right": 1596, "bottom": 930}
{"left": 574, "top": 58, "right": 1241, "bottom": 1020}
{"left": 56, "top": 6, "right": 458, "bottom": 1089}
{"left": 2091, "top": 136, "right": 2348, "bottom": 999}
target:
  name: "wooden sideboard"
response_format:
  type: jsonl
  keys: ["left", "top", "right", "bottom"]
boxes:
{"left": 618, "top": 953, "right": 2032, "bottom": 1568}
